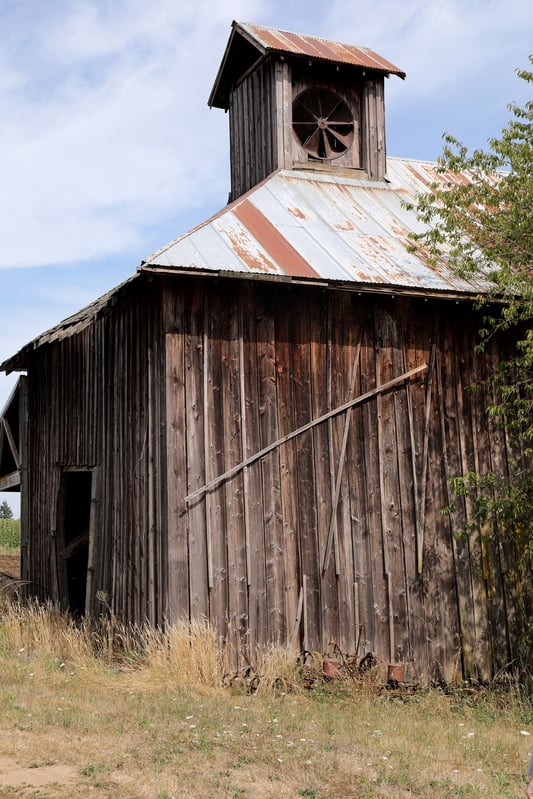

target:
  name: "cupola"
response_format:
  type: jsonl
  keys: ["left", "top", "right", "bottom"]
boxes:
{"left": 209, "top": 21, "right": 406, "bottom": 202}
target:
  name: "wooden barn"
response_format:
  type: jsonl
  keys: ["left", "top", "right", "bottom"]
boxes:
{"left": 1, "top": 22, "right": 530, "bottom": 683}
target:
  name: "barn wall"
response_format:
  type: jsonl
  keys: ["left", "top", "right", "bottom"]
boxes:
{"left": 23, "top": 273, "right": 529, "bottom": 683}
{"left": 162, "top": 276, "right": 528, "bottom": 683}
{"left": 25, "top": 280, "right": 168, "bottom": 625}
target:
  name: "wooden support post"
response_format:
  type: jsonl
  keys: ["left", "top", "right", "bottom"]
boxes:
{"left": 302, "top": 574, "right": 308, "bottom": 653}
{"left": 203, "top": 326, "right": 214, "bottom": 589}
{"left": 288, "top": 585, "right": 304, "bottom": 650}
{"left": 322, "top": 341, "right": 361, "bottom": 576}
{"left": 238, "top": 318, "right": 253, "bottom": 588}
{"left": 2, "top": 417, "right": 20, "bottom": 469}
{"left": 417, "top": 342, "right": 437, "bottom": 574}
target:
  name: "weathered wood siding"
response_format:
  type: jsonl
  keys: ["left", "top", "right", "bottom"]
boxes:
{"left": 228, "top": 59, "right": 384, "bottom": 200}
{"left": 160, "top": 276, "right": 528, "bottom": 682}
{"left": 24, "top": 273, "right": 529, "bottom": 683}
{"left": 25, "top": 280, "right": 168, "bottom": 625}
{"left": 229, "top": 58, "right": 279, "bottom": 202}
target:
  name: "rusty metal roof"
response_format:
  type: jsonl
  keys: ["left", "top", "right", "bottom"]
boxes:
{"left": 209, "top": 21, "right": 405, "bottom": 109}
{"left": 3, "top": 158, "right": 490, "bottom": 374}
{"left": 141, "top": 157, "right": 490, "bottom": 297}
{"left": 240, "top": 22, "right": 405, "bottom": 75}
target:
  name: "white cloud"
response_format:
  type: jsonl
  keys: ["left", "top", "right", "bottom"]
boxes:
{"left": 2, "top": 0, "right": 529, "bottom": 271}
{"left": 0, "top": 0, "right": 266, "bottom": 269}
{"left": 326, "top": 0, "right": 531, "bottom": 91}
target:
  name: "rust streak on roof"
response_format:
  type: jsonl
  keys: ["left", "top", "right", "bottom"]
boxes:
{"left": 234, "top": 199, "right": 319, "bottom": 279}
{"left": 141, "top": 159, "right": 494, "bottom": 295}
{"left": 224, "top": 228, "right": 278, "bottom": 273}
{"left": 288, "top": 205, "right": 306, "bottom": 219}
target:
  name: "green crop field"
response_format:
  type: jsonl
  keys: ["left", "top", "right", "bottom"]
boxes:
{"left": 0, "top": 518, "right": 20, "bottom": 550}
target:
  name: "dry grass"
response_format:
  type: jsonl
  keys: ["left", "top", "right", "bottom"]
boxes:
{"left": 0, "top": 601, "right": 531, "bottom": 799}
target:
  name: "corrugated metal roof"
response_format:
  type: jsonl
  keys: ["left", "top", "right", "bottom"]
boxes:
{"left": 238, "top": 22, "right": 406, "bottom": 77}
{"left": 209, "top": 21, "right": 405, "bottom": 109}
{"left": 3, "top": 158, "right": 491, "bottom": 374}
{"left": 142, "top": 157, "right": 490, "bottom": 297}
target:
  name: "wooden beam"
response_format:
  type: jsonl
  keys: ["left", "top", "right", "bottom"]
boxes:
{"left": 375, "top": 350, "right": 395, "bottom": 663}
{"left": 59, "top": 529, "right": 89, "bottom": 560}
{"left": 288, "top": 585, "right": 304, "bottom": 650}
{"left": 417, "top": 342, "right": 437, "bottom": 574}
{"left": 184, "top": 363, "right": 427, "bottom": 504}
{"left": 0, "top": 471, "right": 20, "bottom": 491}
{"left": 2, "top": 417, "right": 20, "bottom": 470}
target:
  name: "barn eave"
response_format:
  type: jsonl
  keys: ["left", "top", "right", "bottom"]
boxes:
{"left": 2, "top": 158, "right": 498, "bottom": 374}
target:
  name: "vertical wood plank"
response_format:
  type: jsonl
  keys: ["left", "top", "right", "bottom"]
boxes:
{"left": 311, "top": 291, "right": 337, "bottom": 651}
{"left": 345, "top": 299, "right": 372, "bottom": 656}
{"left": 438, "top": 316, "right": 476, "bottom": 678}
{"left": 275, "top": 308, "right": 301, "bottom": 648}
{"left": 374, "top": 303, "right": 406, "bottom": 663}
{"left": 165, "top": 328, "right": 190, "bottom": 622}
{"left": 206, "top": 293, "right": 229, "bottom": 643}
{"left": 241, "top": 285, "right": 267, "bottom": 647}
{"left": 257, "top": 293, "right": 285, "bottom": 642}
{"left": 184, "top": 282, "right": 209, "bottom": 620}
{"left": 401, "top": 303, "right": 430, "bottom": 678}
{"left": 291, "top": 292, "right": 321, "bottom": 650}
{"left": 221, "top": 290, "right": 247, "bottom": 654}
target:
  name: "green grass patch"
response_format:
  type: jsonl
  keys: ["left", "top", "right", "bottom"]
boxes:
{"left": 0, "top": 518, "right": 20, "bottom": 550}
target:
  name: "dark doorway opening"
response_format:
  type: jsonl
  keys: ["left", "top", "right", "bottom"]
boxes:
{"left": 58, "top": 470, "right": 92, "bottom": 616}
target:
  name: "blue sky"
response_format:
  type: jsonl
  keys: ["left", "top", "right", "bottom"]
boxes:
{"left": 1, "top": 0, "right": 532, "bottom": 516}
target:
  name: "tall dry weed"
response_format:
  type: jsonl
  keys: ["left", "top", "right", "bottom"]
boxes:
{"left": 128, "top": 619, "right": 226, "bottom": 692}
{"left": 0, "top": 600, "right": 95, "bottom": 665}
{"left": 0, "top": 600, "right": 228, "bottom": 689}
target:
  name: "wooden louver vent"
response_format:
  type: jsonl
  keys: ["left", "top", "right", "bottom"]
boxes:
{"left": 292, "top": 87, "right": 354, "bottom": 160}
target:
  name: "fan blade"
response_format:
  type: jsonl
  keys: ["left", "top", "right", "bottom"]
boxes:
{"left": 303, "top": 127, "right": 321, "bottom": 156}
{"left": 293, "top": 123, "right": 316, "bottom": 148}
{"left": 292, "top": 87, "right": 354, "bottom": 159}
{"left": 326, "top": 126, "right": 353, "bottom": 149}
{"left": 322, "top": 131, "right": 340, "bottom": 159}
{"left": 327, "top": 118, "right": 354, "bottom": 129}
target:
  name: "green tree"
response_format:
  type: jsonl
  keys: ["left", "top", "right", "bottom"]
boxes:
{"left": 0, "top": 500, "right": 13, "bottom": 520}
{"left": 407, "top": 59, "right": 533, "bottom": 562}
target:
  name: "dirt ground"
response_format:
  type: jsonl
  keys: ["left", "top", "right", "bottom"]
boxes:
{"left": 0, "top": 756, "right": 78, "bottom": 792}
{"left": 0, "top": 553, "right": 19, "bottom": 578}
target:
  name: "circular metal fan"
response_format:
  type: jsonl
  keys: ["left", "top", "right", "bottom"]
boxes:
{"left": 292, "top": 87, "right": 354, "bottom": 160}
